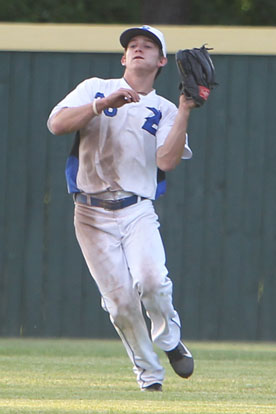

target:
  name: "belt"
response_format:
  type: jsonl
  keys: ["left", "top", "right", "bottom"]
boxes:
{"left": 74, "top": 193, "right": 147, "bottom": 210}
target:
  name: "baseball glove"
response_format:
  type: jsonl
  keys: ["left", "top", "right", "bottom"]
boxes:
{"left": 175, "top": 44, "right": 217, "bottom": 107}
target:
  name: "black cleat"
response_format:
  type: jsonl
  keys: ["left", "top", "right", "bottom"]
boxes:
{"left": 142, "top": 383, "right": 163, "bottom": 392}
{"left": 165, "top": 341, "right": 194, "bottom": 378}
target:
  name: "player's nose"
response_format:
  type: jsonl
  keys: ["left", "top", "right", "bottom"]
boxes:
{"left": 134, "top": 43, "right": 143, "bottom": 52}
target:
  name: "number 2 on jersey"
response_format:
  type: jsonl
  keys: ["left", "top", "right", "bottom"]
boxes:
{"left": 142, "top": 107, "right": 162, "bottom": 136}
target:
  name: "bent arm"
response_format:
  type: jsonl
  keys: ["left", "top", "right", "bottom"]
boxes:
{"left": 156, "top": 95, "right": 195, "bottom": 171}
{"left": 48, "top": 88, "right": 140, "bottom": 136}
{"left": 49, "top": 104, "right": 97, "bottom": 135}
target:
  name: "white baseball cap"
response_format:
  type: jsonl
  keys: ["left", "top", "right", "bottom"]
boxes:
{"left": 120, "top": 25, "right": 167, "bottom": 57}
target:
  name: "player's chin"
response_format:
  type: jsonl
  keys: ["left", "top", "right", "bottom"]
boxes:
{"left": 132, "top": 61, "right": 157, "bottom": 74}
{"left": 131, "top": 59, "right": 147, "bottom": 69}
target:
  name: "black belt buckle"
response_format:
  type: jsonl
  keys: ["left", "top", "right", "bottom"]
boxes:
{"left": 100, "top": 199, "right": 122, "bottom": 210}
{"left": 101, "top": 196, "right": 138, "bottom": 210}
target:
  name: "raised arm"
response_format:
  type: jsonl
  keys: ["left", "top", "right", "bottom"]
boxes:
{"left": 156, "top": 95, "right": 195, "bottom": 171}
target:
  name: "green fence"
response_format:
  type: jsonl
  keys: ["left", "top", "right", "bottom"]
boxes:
{"left": 0, "top": 51, "right": 275, "bottom": 340}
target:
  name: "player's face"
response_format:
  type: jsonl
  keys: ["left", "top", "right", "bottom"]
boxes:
{"left": 122, "top": 36, "right": 167, "bottom": 74}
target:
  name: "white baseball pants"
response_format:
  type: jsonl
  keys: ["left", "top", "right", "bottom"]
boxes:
{"left": 74, "top": 199, "right": 181, "bottom": 388}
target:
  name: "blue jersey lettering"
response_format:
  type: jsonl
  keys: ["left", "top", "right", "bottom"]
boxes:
{"left": 95, "top": 92, "right": 117, "bottom": 117}
{"left": 142, "top": 107, "right": 162, "bottom": 136}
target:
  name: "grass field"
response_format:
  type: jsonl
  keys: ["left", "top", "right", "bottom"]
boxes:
{"left": 0, "top": 339, "right": 275, "bottom": 414}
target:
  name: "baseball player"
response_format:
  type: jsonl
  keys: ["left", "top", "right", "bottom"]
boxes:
{"left": 47, "top": 25, "right": 195, "bottom": 392}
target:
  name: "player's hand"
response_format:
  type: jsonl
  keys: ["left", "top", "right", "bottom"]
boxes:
{"left": 179, "top": 93, "right": 197, "bottom": 110}
{"left": 103, "top": 88, "right": 140, "bottom": 109}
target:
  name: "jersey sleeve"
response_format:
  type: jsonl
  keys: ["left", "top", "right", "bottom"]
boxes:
{"left": 47, "top": 78, "right": 99, "bottom": 131}
{"left": 156, "top": 103, "right": 193, "bottom": 160}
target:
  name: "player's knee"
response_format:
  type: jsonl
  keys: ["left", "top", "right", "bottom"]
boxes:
{"left": 140, "top": 275, "right": 173, "bottom": 299}
{"left": 103, "top": 292, "right": 138, "bottom": 326}
{"left": 113, "top": 302, "right": 138, "bottom": 328}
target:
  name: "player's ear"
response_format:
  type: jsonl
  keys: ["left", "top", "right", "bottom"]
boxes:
{"left": 121, "top": 54, "right": 126, "bottom": 66}
{"left": 158, "top": 56, "right": 167, "bottom": 68}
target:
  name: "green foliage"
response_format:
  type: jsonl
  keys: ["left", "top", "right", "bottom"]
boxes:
{"left": 242, "top": 0, "right": 276, "bottom": 25}
{"left": 0, "top": 0, "right": 141, "bottom": 23}
{"left": 0, "top": 1, "right": 275, "bottom": 27}
{"left": 188, "top": 0, "right": 276, "bottom": 25}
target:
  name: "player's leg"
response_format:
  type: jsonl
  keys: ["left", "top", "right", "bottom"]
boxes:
{"left": 120, "top": 200, "right": 194, "bottom": 378}
{"left": 74, "top": 202, "right": 164, "bottom": 389}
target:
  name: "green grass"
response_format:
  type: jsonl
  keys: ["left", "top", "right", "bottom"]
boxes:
{"left": 0, "top": 339, "right": 275, "bottom": 413}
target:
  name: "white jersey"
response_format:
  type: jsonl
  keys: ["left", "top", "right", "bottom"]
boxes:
{"left": 48, "top": 77, "right": 192, "bottom": 200}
